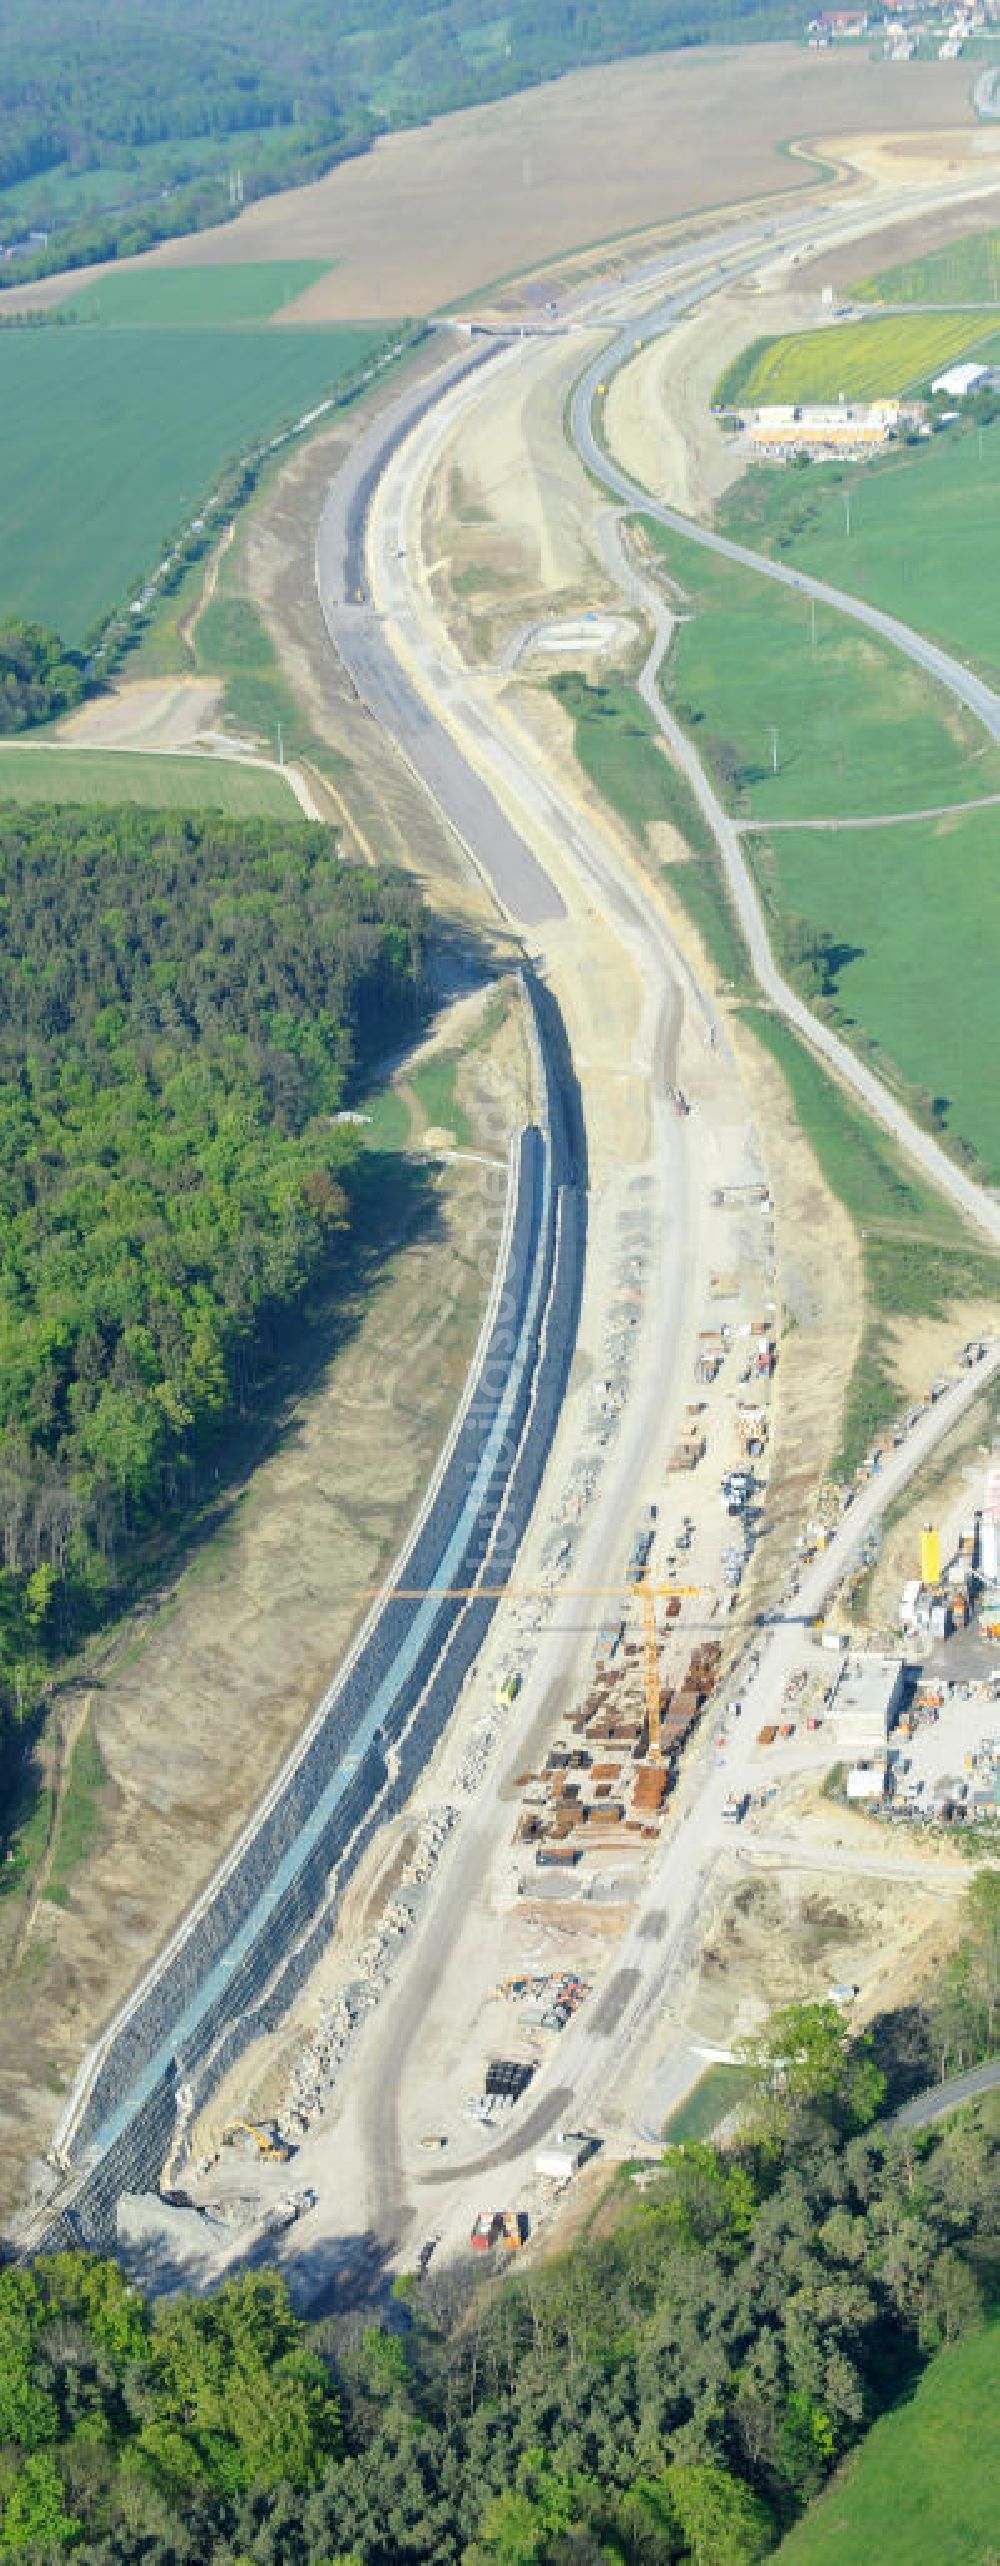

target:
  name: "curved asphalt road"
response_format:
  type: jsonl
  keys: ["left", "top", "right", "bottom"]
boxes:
{"left": 569, "top": 329, "right": 1000, "bottom": 1249}
{"left": 895, "top": 2057, "right": 1000, "bottom": 2129}
{"left": 570, "top": 333, "right": 1000, "bottom": 745}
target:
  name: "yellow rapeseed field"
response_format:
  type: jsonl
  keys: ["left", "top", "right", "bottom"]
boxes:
{"left": 721, "top": 312, "right": 997, "bottom": 405}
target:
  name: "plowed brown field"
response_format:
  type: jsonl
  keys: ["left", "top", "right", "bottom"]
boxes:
{"left": 7, "top": 47, "right": 977, "bottom": 322}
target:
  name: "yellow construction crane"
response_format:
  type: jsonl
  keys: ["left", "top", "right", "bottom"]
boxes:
{"left": 365, "top": 1577, "right": 704, "bottom": 1764}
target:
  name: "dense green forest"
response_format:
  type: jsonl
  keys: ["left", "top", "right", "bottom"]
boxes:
{"left": 0, "top": 1883, "right": 997, "bottom": 2561}
{"left": 0, "top": 625, "right": 84, "bottom": 735}
{"left": 0, "top": 802, "right": 423, "bottom": 1798}
{"left": 0, "top": 0, "right": 800, "bottom": 281}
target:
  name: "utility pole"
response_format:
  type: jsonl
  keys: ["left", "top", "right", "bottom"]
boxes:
{"left": 277, "top": 721, "right": 284, "bottom": 768}
{"left": 769, "top": 724, "right": 779, "bottom": 776}
{"left": 842, "top": 489, "right": 852, "bottom": 537}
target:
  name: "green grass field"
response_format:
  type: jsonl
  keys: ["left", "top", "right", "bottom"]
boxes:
{"left": 0, "top": 743, "right": 297, "bottom": 815}
{"left": 61, "top": 261, "right": 334, "bottom": 326}
{"left": 855, "top": 229, "right": 1000, "bottom": 306}
{"left": 750, "top": 808, "right": 1000, "bottom": 1180}
{"left": 777, "top": 2321, "right": 1000, "bottom": 2565}
{"left": 716, "top": 313, "right": 1000, "bottom": 406}
{"left": 719, "top": 415, "right": 1000, "bottom": 683}
{"left": 0, "top": 321, "right": 386, "bottom": 643}
{"left": 549, "top": 671, "right": 715, "bottom": 852}
{"left": 408, "top": 1056, "right": 472, "bottom": 1146}
{"left": 194, "top": 593, "right": 314, "bottom": 761}
{"left": 644, "top": 520, "right": 1000, "bottom": 820}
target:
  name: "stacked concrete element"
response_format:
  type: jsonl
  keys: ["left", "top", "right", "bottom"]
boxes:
{"left": 32, "top": 978, "right": 584, "bottom": 2249}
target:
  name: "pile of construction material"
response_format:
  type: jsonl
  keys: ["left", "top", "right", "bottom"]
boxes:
{"left": 515, "top": 1639, "right": 723, "bottom": 1862}
{"left": 669, "top": 1402, "right": 707, "bottom": 1472}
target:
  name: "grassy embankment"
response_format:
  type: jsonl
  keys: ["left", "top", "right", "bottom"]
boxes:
{"left": 854, "top": 228, "right": 1000, "bottom": 305}
{"left": 716, "top": 311, "right": 1000, "bottom": 407}
{"left": 660, "top": 2063, "right": 752, "bottom": 2144}
{"left": 43, "top": 1717, "right": 106, "bottom": 1909}
{"left": 545, "top": 661, "right": 1000, "bottom": 1475}
{"left": 776, "top": 2318, "right": 1000, "bottom": 2565}
{"left": 546, "top": 670, "right": 748, "bottom": 975}
{"left": 719, "top": 405, "right": 1000, "bottom": 682}
{"left": 0, "top": 266, "right": 392, "bottom": 646}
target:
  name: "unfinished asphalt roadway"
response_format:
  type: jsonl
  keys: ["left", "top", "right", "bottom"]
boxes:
{"left": 315, "top": 341, "right": 565, "bottom": 928}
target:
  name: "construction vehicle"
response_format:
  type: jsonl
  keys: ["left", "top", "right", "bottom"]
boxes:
{"left": 221, "top": 2120, "right": 294, "bottom": 2162}
{"left": 471, "top": 2210, "right": 504, "bottom": 2251}
{"left": 364, "top": 1577, "right": 704, "bottom": 1765}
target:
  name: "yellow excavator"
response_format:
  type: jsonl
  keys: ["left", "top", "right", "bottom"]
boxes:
{"left": 221, "top": 2118, "right": 294, "bottom": 2162}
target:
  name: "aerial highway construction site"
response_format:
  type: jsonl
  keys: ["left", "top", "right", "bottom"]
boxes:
{"left": 15, "top": 99, "right": 1000, "bottom": 2307}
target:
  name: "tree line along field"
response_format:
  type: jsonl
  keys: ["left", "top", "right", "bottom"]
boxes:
{"left": 854, "top": 226, "right": 1000, "bottom": 306}
{"left": 0, "top": 0, "right": 804, "bottom": 284}
{"left": 0, "top": 308, "right": 390, "bottom": 646}
{"left": 716, "top": 312, "right": 1000, "bottom": 406}
{"left": 719, "top": 408, "right": 1000, "bottom": 684}
{"left": 776, "top": 2318, "right": 1000, "bottom": 2565}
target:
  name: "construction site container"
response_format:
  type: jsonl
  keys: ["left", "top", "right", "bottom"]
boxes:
{"left": 536, "top": 2144, "right": 584, "bottom": 2182}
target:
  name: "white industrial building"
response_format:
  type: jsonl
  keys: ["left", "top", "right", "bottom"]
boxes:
{"left": 931, "top": 361, "right": 991, "bottom": 399}
{"left": 832, "top": 1652, "right": 904, "bottom": 1757}
{"left": 746, "top": 399, "right": 907, "bottom": 454}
